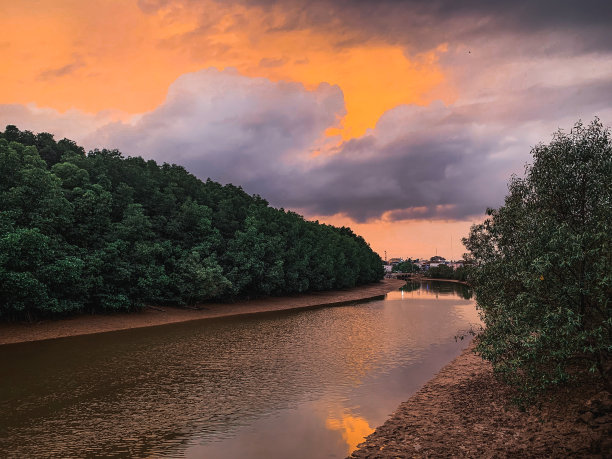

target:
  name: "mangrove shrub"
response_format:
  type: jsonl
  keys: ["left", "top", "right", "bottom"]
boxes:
{"left": 464, "top": 119, "right": 612, "bottom": 397}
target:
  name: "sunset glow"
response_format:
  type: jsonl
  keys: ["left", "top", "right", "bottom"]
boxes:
{"left": 326, "top": 412, "right": 374, "bottom": 454}
{"left": 1, "top": 0, "right": 450, "bottom": 138}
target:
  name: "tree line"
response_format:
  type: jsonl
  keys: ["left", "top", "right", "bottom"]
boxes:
{"left": 391, "top": 260, "right": 469, "bottom": 282}
{"left": 426, "top": 264, "right": 469, "bottom": 282}
{"left": 0, "top": 125, "right": 383, "bottom": 321}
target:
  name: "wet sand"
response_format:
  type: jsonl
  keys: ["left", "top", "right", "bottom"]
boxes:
{"left": 350, "top": 342, "right": 611, "bottom": 458}
{"left": 0, "top": 279, "right": 405, "bottom": 345}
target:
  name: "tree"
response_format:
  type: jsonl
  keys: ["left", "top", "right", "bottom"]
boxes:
{"left": 464, "top": 119, "right": 612, "bottom": 397}
{"left": 427, "top": 264, "right": 454, "bottom": 279}
{"left": 392, "top": 260, "right": 419, "bottom": 273}
{"left": 0, "top": 125, "right": 384, "bottom": 320}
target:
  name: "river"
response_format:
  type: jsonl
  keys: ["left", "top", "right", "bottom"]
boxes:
{"left": 0, "top": 281, "right": 479, "bottom": 458}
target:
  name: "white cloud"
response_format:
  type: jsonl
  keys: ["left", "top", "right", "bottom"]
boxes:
{"left": 86, "top": 68, "right": 345, "bottom": 185}
{"left": 0, "top": 104, "right": 121, "bottom": 144}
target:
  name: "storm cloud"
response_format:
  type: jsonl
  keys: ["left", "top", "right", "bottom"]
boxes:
{"left": 141, "top": 0, "right": 612, "bottom": 55}
{"left": 86, "top": 68, "right": 345, "bottom": 186}
{"left": 75, "top": 64, "right": 609, "bottom": 222}
{"left": 84, "top": 71, "right": 498, "bottom": 221}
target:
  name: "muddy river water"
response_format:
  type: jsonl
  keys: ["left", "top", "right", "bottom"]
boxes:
{"left": 0, "top": 281, "right": 479, "bottom": 458}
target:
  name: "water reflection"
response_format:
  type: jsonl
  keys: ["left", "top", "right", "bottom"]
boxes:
{"left": 393, "top": 280, "right": 473, "bottom": 300}
{"left": 400, "top": 280, "right": 421, "bottom": 293}
{"left": 0, "top": 281, "right": 478, "bottom": 458}
{"left": 326, "top": 411, "right": 374, "bottom": 454}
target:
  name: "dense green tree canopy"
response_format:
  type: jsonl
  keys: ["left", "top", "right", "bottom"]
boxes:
{"left": 425, "top": 264, "right": 453, "bottom": 279}
{"left": 0, "top": 125, "right": 383, "bottom": 320}
{"left": 464, "top": 119, "right": 612, "bottom": 397}
{"left": 391, "top": 260, "right": 419, "bottom": 273}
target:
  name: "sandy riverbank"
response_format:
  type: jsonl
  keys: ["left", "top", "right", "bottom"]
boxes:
{"left": 350, "top": 342, "right": 611, "bottom": 458}
{"left": 0, "top": 279, "right": 405, "bottom": 345}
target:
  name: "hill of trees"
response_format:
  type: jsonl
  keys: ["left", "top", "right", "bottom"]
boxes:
{"left": 0, "top": 125, "right": 383, "bottom": 321}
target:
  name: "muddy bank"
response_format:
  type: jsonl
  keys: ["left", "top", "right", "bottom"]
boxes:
{"left": 0, "top": 279, "right": 405, "bottom": 345}
{"left": 350, "top": 342, "right": 611, "bottom": 458}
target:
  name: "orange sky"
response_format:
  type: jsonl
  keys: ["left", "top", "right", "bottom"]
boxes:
{"left": 0, "top": 0, "right": 464, "bottom": 259}
{"left": 311, "top": 214, "right": 478, "bottom": 261}
{"left": 1, "top": 0, "right": 452, "bottom": 136}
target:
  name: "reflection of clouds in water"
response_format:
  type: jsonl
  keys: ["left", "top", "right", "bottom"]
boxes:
{"left": 388, "top": 281, "right": 473, "bottom": 301}
{"left": 0, "top": 283, "right": 477, "bottom": 458}
{"left": 326, "top": 410, "right": 374, "bottom": 454}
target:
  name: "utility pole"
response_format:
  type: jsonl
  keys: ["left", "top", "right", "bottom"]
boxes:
{"left": 384, "top": 250, "right": 387, "bottom": 262}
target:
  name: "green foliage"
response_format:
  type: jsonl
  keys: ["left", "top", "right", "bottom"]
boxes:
{"left": 392, "top": 260, "right": 419, "bottom": 273}
{"left": 452, "top": 266, "right": 470, "bottom": 282}
{"left": 421, "top": 263, "right": 470, "bottom": 281}
{"left": 463, "top": 119, "right": 612, "bottom": 398}
{"left": 0, "top": 125, "right": 383, "bottom": 320}
{"left": 426, "top": 264, "right": 454, "bottom": 279}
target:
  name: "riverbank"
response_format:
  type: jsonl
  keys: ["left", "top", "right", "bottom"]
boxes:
{"left": 420, "top": 277, "right": 468, "bottom": 285}
{"left": 391, "top": 276, "right": 469, "bottom": 286}
{"left": 0, "top": 278, "right": 405, "bottom": 345}
{"left": 350, "top": 342, "right": 611, "bottom": 458}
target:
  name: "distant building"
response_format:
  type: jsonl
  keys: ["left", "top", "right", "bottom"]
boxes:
{"left": 418, "top": 260, "right": 430, "bottom": 270}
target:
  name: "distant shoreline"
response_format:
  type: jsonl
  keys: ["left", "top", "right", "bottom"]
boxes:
{"left": 0, "top": 279, "right": 405, "bottom": 346}
{"left": 419, "top": 277, "right": 469, "bottom": 285}
{"left": 390, "top": 275, "right": 469, "bottom": 286}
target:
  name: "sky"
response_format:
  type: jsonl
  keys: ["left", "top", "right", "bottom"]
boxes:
{"left": 1, "top": 0, "right": 612, "bottom": 259}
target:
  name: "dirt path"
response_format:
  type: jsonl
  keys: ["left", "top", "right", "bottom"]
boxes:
{"left": 350, "top": 343, "right": 611, "bottom": 458}
{"left": 0, "top": 279, "right": 405, "bottom": 345}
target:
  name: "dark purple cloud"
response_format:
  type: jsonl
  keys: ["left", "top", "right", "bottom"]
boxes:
{"left": 77, "top": 67, "right": 612, "bottom": 222}
{"left": 85, "top": 68, "right": 346, "bottom": 186}
{"left": 257, "top": 0, "right": 612, "bottom": 54}
{"left": 141, "top": 0, "right": 612, "bottom": 55}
